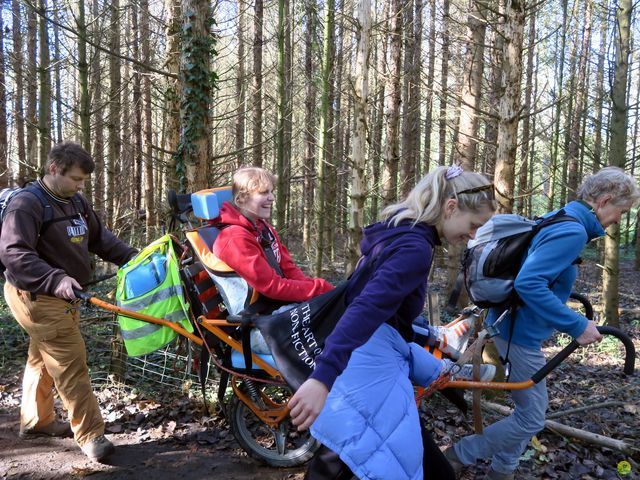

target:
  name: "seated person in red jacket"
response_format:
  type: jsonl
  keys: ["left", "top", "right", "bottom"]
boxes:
{"left": 212, "top": 166, "right": 334, "bottom": 307}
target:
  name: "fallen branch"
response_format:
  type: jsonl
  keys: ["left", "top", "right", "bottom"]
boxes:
{"left": 546, "top": 401, "right": 628, "bottom": 419}
{"left": 482, "top": 401, "right": 636, "bottom": 455}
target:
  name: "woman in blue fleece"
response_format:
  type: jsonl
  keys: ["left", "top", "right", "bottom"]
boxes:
{"left": 289, "top": 165, "right": 497, "bottom": 480}
{"left": 444, "top": 167, "right": 640, "bottom": 480}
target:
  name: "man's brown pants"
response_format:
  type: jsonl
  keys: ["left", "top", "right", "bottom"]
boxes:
{"left": 5, "top": 282, "right": 104, "bottom": 446}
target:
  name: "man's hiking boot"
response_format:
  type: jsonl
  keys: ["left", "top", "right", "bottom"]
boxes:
{"left": 20, "top": 419, "right": 72, "bottom": 439}
{"left": 81, "top": 435, "right": 115, "bottom": 462}
{"left": 432, "top": 315, "right": 475, "bottom": 360}
{"left": 443, "top": 446, "right": 464, "bottom": 475}
{"left": 483, "top": 468, "right": 515, "bottom": 480}
{"left": 441, "top": 358, "right": 496, "bottom": 382}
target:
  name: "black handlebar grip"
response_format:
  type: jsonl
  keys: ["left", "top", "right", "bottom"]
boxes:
{"left": 72, "top": 288, "right": 92, "bottom": 301}
{"left": 531, "top": 325, "right": 635, "bottom": 384}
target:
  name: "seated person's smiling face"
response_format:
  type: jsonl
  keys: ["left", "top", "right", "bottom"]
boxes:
{"left": 237, "top": 186, "right": 275, "bottom": 222}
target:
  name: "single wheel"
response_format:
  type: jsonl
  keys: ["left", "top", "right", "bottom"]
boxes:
{"left": 228, "top": 381, "right": 319, "bottom": 467}
{"left": 568, "top": 292, "right": 593, "bottom": 320}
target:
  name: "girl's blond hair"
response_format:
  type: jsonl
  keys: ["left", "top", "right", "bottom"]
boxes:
{"left": 232, "top": 167, "right": 277, "bottom": 205}
{"left": 382, "top": 166, "right": 496, "bottom": 226}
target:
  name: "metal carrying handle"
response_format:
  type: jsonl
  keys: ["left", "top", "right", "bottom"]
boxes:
{"left": 446, "top": 325, "right": 635, "bottom": 391}
{"left": 531, "top": 325, "right": 635, "bottom": 382}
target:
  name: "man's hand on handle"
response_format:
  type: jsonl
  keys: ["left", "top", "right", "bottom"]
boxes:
{"left": 53, "top": 276, "right": 82, "bottom": 300}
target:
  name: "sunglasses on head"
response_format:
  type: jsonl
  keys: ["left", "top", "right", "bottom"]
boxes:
{"left": 453, "top": 183, "right": 495, "bottom": 197}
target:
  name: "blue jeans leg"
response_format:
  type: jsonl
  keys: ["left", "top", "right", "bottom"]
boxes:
{"left": 453, "top": 337, "right": 548, "bottom": 474}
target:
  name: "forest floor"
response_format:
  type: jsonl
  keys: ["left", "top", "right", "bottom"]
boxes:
{"left": 0, "top": 253, "right": 639, "bottom": 480}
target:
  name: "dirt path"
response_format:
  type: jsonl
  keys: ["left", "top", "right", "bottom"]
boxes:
{"left": 0, "top": 412, "right": 305, "bottom": 480}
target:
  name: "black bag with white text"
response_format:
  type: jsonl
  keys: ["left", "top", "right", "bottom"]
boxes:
{"left": 252, "top": 281, "right": 350, "bottom": 390}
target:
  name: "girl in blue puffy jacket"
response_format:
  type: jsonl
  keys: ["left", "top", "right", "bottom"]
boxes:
{"left": 289, "top": 165, "right": 497, "bottom": 480}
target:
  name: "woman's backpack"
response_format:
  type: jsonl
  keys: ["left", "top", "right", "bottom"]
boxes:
{"left": 463, "top": 210, "right": 578, "bottom": 309}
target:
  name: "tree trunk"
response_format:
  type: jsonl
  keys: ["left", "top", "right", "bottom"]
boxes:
{"left": 275, "top": 0, "right": 291, "bottom": 234}
{"left": 37, "top": 0, "right": 51, "bottom": 167}
{"left": 566, "top": 0, "right": 592, "bottom": 202}
{"left": 314, "top": 0, "right": 335, "bottom": 276}
{"left": 90, "top": 0, "right": 104, "bottom": 212}
{"left": 302, "top": 0, "right": 317, "bottom": 252}
{"left": 482, "top": 12, "right": 503, "bottom": 177}
{"left": 107, "top": 0, "right": 121, "bottom": 226}
{"left": 494, "top": 0, "right": 524, "bottom": 214}
{"left": 252, "top": 0, "right": 263, "bottom": 167}
{"left": 381, "top": 0, "right": 402, "bottom": 205}
{"left": 603, "top": 0, "right": 632, "bottom": 327}
{"left": 52, "top": 5, "right": 63, "bottom": 145}
{"left": 235, "top": 0, "right": 246, "bottom": 167}
{"left": 76, "top": 0, "right": 91, "bottom": 156}
{"left": 547, "top": 0, "right": 569, "bottom": 211}
{"left": 26, "top": 5, "right": 38, "bottom": 173}
{"left": 132, "top": 3, "right": 143, "bottom": 216}
{"left": 141, "top": 0, "right": 155, "bottom": 239}
{"left": 164, "top": 0, "right": 181, "bottom": 193}
{"left": 12, "top": 0, "right": 26, "bottom": 183}
{"left": 347, "top": 0, "right": 372, "bottom": 273}
{"left": 422, "top": 0, "right": 436, "bottom": 172}
{"left": 370, "top": 1, "right": 388, "bottom": 220}
{"left": 400, "top": 0, "right": 418, "bottom": 196}
{"left": 517, "top": 9, "right": 535, "bottom": 215}
{"left": 448, "top": 0, "right": 487, "bottom": 305}
{"left": 452, "top": 0, "right": 486, "bottom": 171}
{"left": 0, "top": 5, "right": 7, "bottom": 188}
{"left": 593, "top": 0, "right": 609, "bottom": 170}
{"left": 437, "top": 0, "right": 450, "bottom": 166}
{"left": 176, "top": 0, "right": 213, "bottom": 193}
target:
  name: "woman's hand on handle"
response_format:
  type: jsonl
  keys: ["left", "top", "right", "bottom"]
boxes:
{"left": 289, "top": 379, "right": 329, "bottom": 431}
{"left": 576, "top": 320, "right": 603, "bottom": 345}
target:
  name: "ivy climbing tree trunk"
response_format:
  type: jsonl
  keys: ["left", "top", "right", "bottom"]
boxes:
{"left": 176, "top": 0, "right": 214, "bottom": 193}
{"left": 603, "top": 0, "right": 632, "bottom": 328}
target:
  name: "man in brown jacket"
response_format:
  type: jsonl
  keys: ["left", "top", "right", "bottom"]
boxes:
{"left": 0, "top": 142, "right": 137, "bottom": 462}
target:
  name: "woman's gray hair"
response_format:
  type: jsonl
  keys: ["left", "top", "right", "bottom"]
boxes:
{"left": 577, "top": 166, "right": 640, "bottom": 205}
{"left": 382, "top": 166, "right": 496, "bottom": 226}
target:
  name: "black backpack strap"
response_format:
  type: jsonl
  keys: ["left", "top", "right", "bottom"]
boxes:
{"left": 25, "top": 183, "right": 88, "bottom": 235}
{"left": 259, "top": 225, "right": 284, "bottom": 277}
{"left": 23, "top": 183, "right": 54, "bottom": 224}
